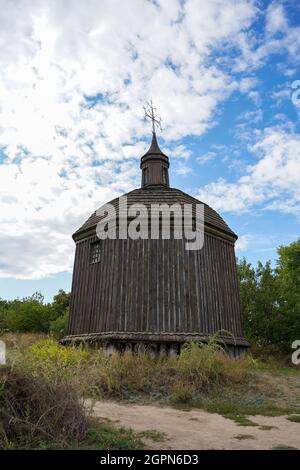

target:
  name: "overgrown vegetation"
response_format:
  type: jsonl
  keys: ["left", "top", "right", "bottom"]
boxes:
{"left": 6, "top": 338, "right": 253, "bottom": 400}
{"left": 0, "top": 290, "right": 70, "bottom": 339}
{"left": 0, "top": 337, "right": 256, "bottom": 449}
{"left": 1, "top": 334, "right": 300, "bottom": 449}
{"left": 0, "top": 365, "right": 87, "bottom": 449}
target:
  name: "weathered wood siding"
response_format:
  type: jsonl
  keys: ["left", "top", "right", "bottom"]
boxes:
{"left": 68, "top": 231, "right": 243, "bottom": 340}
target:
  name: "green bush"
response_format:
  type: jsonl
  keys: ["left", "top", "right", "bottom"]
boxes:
{"left": 50, "top": 310, "right": 69, "bottom": 339}
{"left": 0, "top": 290, "right": 70, "bottom": 337}
{"left": 5, "top": 300, "right": 52, "bottom": 333}
{"left": 173, "top": 340, "right": 254, "bottom": 397}
{"left": 27, "top": 339, "right": 89, "bottom": 375}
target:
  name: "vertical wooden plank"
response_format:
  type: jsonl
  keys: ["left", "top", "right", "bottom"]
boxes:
{"left": 68, "top": 243, "right": 79, "bottom": 335}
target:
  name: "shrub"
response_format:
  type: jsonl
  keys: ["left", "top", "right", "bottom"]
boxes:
{"left": 5, "top": 299, "right": 51, "bottom": 333}
{"left": 26, "top": 339, "right": 89, "bottom": 377}
{"left": 0, "top": 366, "right": 87, "bottom": 449}
{"left": 169, "top": 340, "right": 255, "bottom": 401}
{"left": 170, "top": 384, "right": 196, "bottom": 405}
{"left": 50, "top": 311, "right": 69, "bottom": 339}
{"left": 0, "top": 290, "right": 70, "bottom": 337}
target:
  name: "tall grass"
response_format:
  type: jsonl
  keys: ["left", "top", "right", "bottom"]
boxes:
{"left": 0, "top": 335, "right": 256, "bottom": 448}
{"left": 9, "top": 337, "right": 254, "bottom": 402}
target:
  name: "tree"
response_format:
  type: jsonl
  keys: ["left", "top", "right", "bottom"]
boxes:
{"left": 0, "top": 299, "right": 9, "bottom": 331}
{"left": 236, "top": 257, "right": 257, "bottom": 338}
{"left": 237, "top": 239, "right": 300, "bottom": 353}
{"left": 252, "top": 260, "right": 278, "bottom": 346}
{"left": 51, "top": 290, "right": 71, "bottom": 320}
{"left": 5, "top": 293, "right": 51, "bottom": 333}
{"left": 275, "top": 239, "right": 300, "bottom": 352}
{"left": 1, "top": 290, "right": 70, "bottom": 335}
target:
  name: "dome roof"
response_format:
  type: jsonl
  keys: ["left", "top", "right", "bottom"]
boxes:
{"left": 73, "top": 185, "right": 237, "bottom": 240}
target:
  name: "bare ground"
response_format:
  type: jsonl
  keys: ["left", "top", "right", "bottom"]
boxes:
{"left": 92, "top": 401, "right": 300, "bottom": 450}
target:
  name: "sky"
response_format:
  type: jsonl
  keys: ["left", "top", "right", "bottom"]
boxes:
{"left": 0, "top": 0, "right": 300, "bottom": 302}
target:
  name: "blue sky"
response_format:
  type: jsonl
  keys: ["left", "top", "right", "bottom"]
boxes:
{"left": 0, "top": 0, "right": 300, "bottom": 302}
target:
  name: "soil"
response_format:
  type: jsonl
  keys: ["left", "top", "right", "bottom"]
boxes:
{"left": 92, "top": 401, "right": 300, "bottom": 450}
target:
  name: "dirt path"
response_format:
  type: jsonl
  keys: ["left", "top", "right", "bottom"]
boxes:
{"left": 92, "top": 401, "right": 300, "bottom": 450}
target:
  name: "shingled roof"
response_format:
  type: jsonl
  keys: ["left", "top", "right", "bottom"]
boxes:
{"left": 73, "top": 185, "right": 237, "bottom": 239}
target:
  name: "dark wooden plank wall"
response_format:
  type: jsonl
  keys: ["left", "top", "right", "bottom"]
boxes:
{"left": 68, "top": 232, "right": 243, "bottom": 339}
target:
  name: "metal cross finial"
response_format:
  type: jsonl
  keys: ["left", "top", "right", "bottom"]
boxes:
{"left": 143, "top": 100, "right": 162, "bottom": 133}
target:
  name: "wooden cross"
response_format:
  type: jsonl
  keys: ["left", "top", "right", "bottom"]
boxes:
{"left": 143, "top": 100, "right": 162, "bottom": 133}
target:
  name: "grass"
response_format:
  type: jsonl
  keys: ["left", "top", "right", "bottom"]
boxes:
{"left": 139, "top": 430, "right": 168, "bottom": 443}
{"left": 78, "top": 422, "right": 166, "bottom": 450}
{"left": 78, "top": 422, "right": 168, "bottom": 450}
{"left": 188, "top": 393, "right": 300, "bottom": 425}
{"left": 27, "top": 419, "right": 148, "bottom": 450}
{"left": 2, "top": 333, "right": 300, "bottom": 449}
{"left": 223, "top": 415, "right": 258, "bottom": 427}
{"left": 0, "top": 332, "right": 47, "bottom": 349}
{"left": 7, "top": 336, "right": 255, "bottom": 403}
{"left": 188, "top": 372, "right": 300, "bottom": 424}
{"left": 286, "top": 415, "right": 300, "bottom": 423}
{"left": 84, "top": 420, "right": 146, "bottom": 450}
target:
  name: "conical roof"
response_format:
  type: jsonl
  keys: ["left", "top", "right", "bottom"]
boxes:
{"left": 142, "top": 131, "right": 168, "bottom": 158}
{"left": 73, "top": 186, "right": 237, "bottom": 240}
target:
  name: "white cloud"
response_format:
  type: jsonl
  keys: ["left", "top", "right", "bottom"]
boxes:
{"left": 197, "top": 151, "right": 218, "bottom": 165}
{"left": 270, "top": 83, "right": 292, "bottom": 106}
{"left": 196, "top": 125, "right": 300, "bottom": 216}
{"left": 174, "top": 162, "right": 192, "bottom": 176}
{"left": 265, "top": 2, "right": 288, "bottom": 36}
{"left": 0, "top": 0, "right": 263, "bottom": 278}
{"left": 237, "top": 108, "right": 263, "bottom": 125}
{"left": 2, "top": 1, "right": 300, "bottom": 279}
{"left": 235, "top": 234, "right": 250, "bottom": 251}
{"left": 234, "top": 1, "right": 300, "bottom": 72}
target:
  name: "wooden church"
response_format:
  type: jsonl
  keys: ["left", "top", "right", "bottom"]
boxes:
{"left": 62, "top": 111, "right": 249, "bottom": 357}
